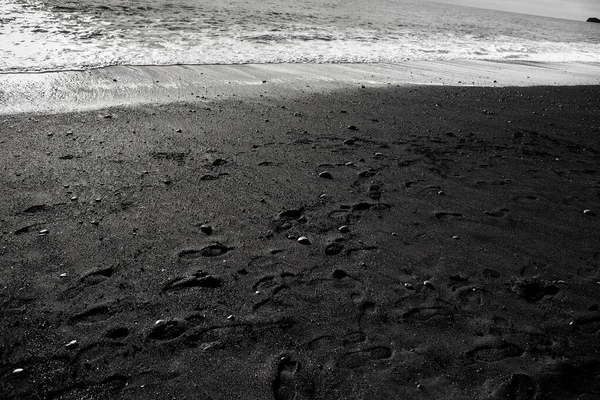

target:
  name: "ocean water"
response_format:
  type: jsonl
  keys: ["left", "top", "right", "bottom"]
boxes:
{"left": 1, "top": 0, "right": 600, "bottom": 72}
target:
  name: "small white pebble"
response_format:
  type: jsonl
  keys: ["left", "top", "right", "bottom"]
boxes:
{"left": 12, "top": 368, "right": 24, "bottom": 374}
{"left": 227, "top": 315, "right": 235, "bottom": 320}
{"left": 583, "top": 209, "right": 594, "bottom": 215}
{"left": 39, "top": 229, "right": 49, "bottom": 235}
{"left": 154, "top": 319, "right": 165, "bottom": 325}
{"left": 404, "top": 283, "right": 415, "bottom": 290}
{"left": 59, "top": 273, "right": 67, "bottom": 278}
{"left": 452, "top": 235, "right": 460, "bottom": 240}
{"left": 65, "top": 340, "right": 78, "bottom": 349}
{"left": 70, "top": 196, "right": 78, "bottom": 201}
{"left": 437, "top": 190, "right": 445, "bottom": 195}
{"left": 338, "top": 225, "right": 350, "bottom": 233}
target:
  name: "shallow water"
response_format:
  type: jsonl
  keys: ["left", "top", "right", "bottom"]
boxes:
{"left": 2, "top": 0, "right": 600, "bottom": 72}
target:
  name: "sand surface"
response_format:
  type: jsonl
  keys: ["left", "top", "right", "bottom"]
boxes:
{"left": 1, "top": 64, "right": 600, "bottom": 399}
{"left": 1, "top": 61, "right": 600, "bottom": 114}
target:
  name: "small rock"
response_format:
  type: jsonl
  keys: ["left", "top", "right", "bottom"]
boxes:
{"left": 175, "top": 128, "right": 182, "bottom": 133}
{"left": 70, "top": 196, "right": 78, "bottom": 201}
{"left": 374, "top": 152, "right": 383, "bottom": 157}
{"left": 12, "top": 368, "right": 24, "bottom": 374}
{"left": 297, "top": 236, "right": 311, "bottom": 245}
{"left": 318, "top": 171, "right": 333, "bottom": 179}
{"left": 227, "top": 315, "right": 235, "bottom": 320}
{"left": 94, "top": 198, "right": 102, "bottom": 202}
{"left": 423, "top": 280, "right": 435, "bottom": 289}
{"left": 345, "top": 162, "right": 354, "bottom": 166}
{"left": 199, "top": 224, "right": 213, "bottom": 235}
{"left": 437, "top": 190, "right": 445, "bottom": 195}
{"left": 154, "top": 319, "right": 166, "bottom": 325}
{"left": 347, "top": 125, "right": 358, "bottom": 130}
{"left": 338, "top": 225, "right": 350, "bottom": 233}
{"left": 583, "top": 209, "right": 595, "bottom": 216}
{"left": 404, "top": 283, "right": 415, "bottom": 290}
{"left": 65, "top": 340, "right": 78, "bottom": 349}
{"left": 39, "top": 229, "right": 49, "bottom": 236}
{"left": 452, "top": 235, "right": 460, "bottom": 240}
{"left": 59, "top": 273, "right": 67, "bottom": 277}
{"left": 344, "top": 139, "right": 356, "bottom": 145}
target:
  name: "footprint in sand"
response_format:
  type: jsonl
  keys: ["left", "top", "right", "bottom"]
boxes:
{"left": 69, "top": 302, "right": 117, "bottom": 324}
{"left": 162, "top": 271, "right": 222, "bottom": 291}
{"left": 273, "top": 356, "right": 300, "bottom": 400}
{"left": 177, "top": 243, "right": 233, "bottom": 259}
{"left": 434, "top": 211, "right": 463, "bottom": 219}
{"left": 147, "top": 319, "right": 188, "bottom": 341}
{"left": 504, "top": 374, "right": 537, "bottom": 400}
{"left": 483, "top": 208, "right": 510, "bottom": 217}
{"left": 336, "top": 346, "right": 393, "bottom": 369}
{"left": 467, "top": 342, "right": 523, "bottom": 362}
{"left": 59, "top": 265, "right": 117, "bottom": 300}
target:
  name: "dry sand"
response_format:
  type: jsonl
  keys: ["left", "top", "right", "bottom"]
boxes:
{"left": 1, "top": 62, "right": 600, "bottom": 399}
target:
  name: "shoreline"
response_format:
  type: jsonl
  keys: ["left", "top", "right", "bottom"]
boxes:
{"left": 1, "top": 60, "right": 600, "bottom": 115}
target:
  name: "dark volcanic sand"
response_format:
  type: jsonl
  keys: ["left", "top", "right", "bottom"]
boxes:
{"left": 1, "top": 85, "right": 600, "bottom": 399}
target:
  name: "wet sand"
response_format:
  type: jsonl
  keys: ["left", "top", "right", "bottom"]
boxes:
{"left": 1, "top": 65, "right": 600, "bottom": 399}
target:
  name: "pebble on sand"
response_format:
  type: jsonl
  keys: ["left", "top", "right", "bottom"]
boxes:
{"left": 452, "top": 235, "right": 460, "bottom": 240}
{"left": 12, "top": 368, "right": 24, "bottom": 374}
{"left": 404, "top": 283, "right": 415, "bottom": 290}
{"left": 65, "top": 340, "right": 78, "bottom": 349}
{"left": 319, "top": 171, "right": 333, "bottom": 179}
{"left": 338, "top": 225, "right": 350, "bottom": 233}
{"left": 39, "top": 229, "right": 49, "bottom": 236}
{"left": 297, "top": 236, "right": 311, "bottom": 245}
{"left": 423, "top": 280, "right": 435, "bottom": 289}
{"left": 200, "top": 224, "right": 213, "bottom": 235}
{"left": 347, "top": 125, "right": 358, "bottom": 130}
{"left": 583, "top": 209, "right": 595, "bottom": 216}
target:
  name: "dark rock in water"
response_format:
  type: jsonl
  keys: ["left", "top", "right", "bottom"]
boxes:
{"left": 587, "top": 17, "right": 600, "bottom": 23}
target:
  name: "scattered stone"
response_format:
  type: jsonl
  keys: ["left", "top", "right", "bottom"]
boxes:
{"left": 65, "top": 340, "right": 78, "bottom": 349}
{"left": 199, "top": 224, "right": 213, "bottom": 235}
{"left": 344, "top": 139, "right": 356, "bottom": 145}
{"left": 227, "top": 315, "right": 235, "bottom": 320}
{"left": 59, "top": 273, "right": 67, "bottom": 277}
{"left": 94, "top": 197, "right": 102, "bottom": 202}
{"left": 345, "top": 162, "right": 354, "bottom": 166}
{"left": 374, "top": 152, "right": 384, "bottom": 157}
{"left": 583, "top": 209, "right": 595, "bottom": 216}
{"left": 347, "top": 125, "right": 358, "bottom": 130}
{"left": 155, "top": 319, "right": 166, "bottom": 325}
{"left": 39, "top": 229, "right": 49, "bottom": 236}
{"left": 338, "top": 225, "right": 350, "bottom": 233}
{"left": 452, "top": 235, "right": 460, "bottom": 240}
{"left": 70, "top": 196, "right": 78, "bottom": 201}
{"left": 297, "top": 236, "right": 311, "bottom": 245}
{"left": 438, "top": 190, "right": 445, "bottom": 195}
{"left": 12, "top": 368, "right": 24, "bottom": 374}
{"left": 404, "top": 283, "right": 415, "bottom": 290}
{"left": 319, "top": 171, "right": 333, "bottom": 179}
{"left": 423, "top": 280, "right": 435, "bottom": 289}
{"left": 175, "top": 128, "right": 182, "bottom": 133}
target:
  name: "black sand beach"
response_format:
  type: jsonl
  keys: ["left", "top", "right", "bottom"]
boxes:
{"left": 1, "top": 69, "right": 600, "bottom": 399}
